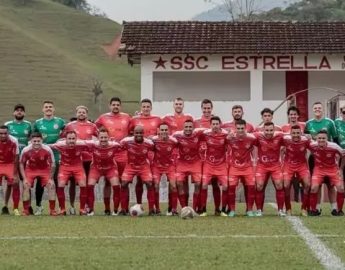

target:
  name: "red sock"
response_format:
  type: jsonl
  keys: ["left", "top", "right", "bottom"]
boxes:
{"left": 336, "top": 192, "right": 344, "bottom": 211}
{"left": 309, "top": 192, "right": 318, "bottom": 211}
{"left": 192, "top": 192, "right": 199, "bottom": 211}
{"left": 155, "top": 191, "right": 160, "bottom": 211}
{"left": 171, "top": 191, "right": 178, "bottom": 211}
{"left": 302, "top": 192, "right": 309, "bottom": 210}
{"left": 23, "top": 200, "right": 30, "bottom": 211}
{"left": 178, "top": 192, "right": 187, "bottom": 208}
{"left": 57, "top": 187, "right": 66, "bottom": 211}
{"left": 228, "top": 186, "right": 236, "bottom": 211}
{"left": 79, "top": 187, "right": 87, "bottom": 211}
{"left": 200, "top": 189, "right": 208, "bottom": 210}
{"left": 49, "top": 200, "right": 56, "bottom": 211}
{"left": 255, "top": 190, "right": 265, "bottom": 211}
{"left": 221, "top": 190, "right": 228, "bottom": 209}
{"left": 112, "top": 185, "right": 120, "bottom": 212}
{"left": 285, "top": 187, "right": 292, "bottom": 211}
{"left": 87, "top": 185, "right": 95, "bottom": 211}
{"left": 135, "top": 180, "right": 143, "bottom": 204}
{"left": 120, "top": 186, "right": 129, "bottom": 212}
{"left": 104, "top": 197, "right": 110, "bottom": 211}
{"left": 212, "top": 181, "right": 221, "bottom": 210}
{"left": 246, "top": 185, "right": 255, "bottom": 211}
{"left": 276, "top": 189, "right": 285, "bottom": 211}
{"left": 12, "top": 185, "right": 20, "bottom": 209}
{"left": 147, "top": 187, "right": 155, "bottom": 211}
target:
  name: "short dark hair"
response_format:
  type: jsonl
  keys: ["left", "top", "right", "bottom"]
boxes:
{"left": 261, "top": 108, "right": 274, "bottom": 116}
{"left": 313, "top": 101, "right": 322, "bottom": 107}
{"left": 65, "top": 130, "right": 77, "bottom": 136}
{"left": 232, "top": 105, "right": 243, "bottom": 111}
{"left": 43, "top": 100, "right": 54, "bottom": 105}
{"left": 99, "top": 127, "right": 109, "bottom": 134}
{"left": 287, "top": 106, "right": 300, "bottom": 116}
{"left": 159, "top": 122, "right": 169, "bottom": 128}
{"left": 201, "top": 99, "right": 213, "bottom": 108}
{"left": 14, "top": 104, "right": 25, "bottom": 112}
{"left": 210, "top": 116, "right": 221, "bottom": 123}
{"left": 141, "top": 98, "right": 152, "bottom": 105}
{"left": 31, "top": 132, "right": 42, "bottom": 139}
{"left": 109, "top": 97, "right": 121, "bottom": 104}
{"left": 184, "top": 119, "right": 194, "bottom": 125}
{"left": 317, "top": 129, "right": 328, "bottom": 135}
{"left": 0, "top": 125, "right": 8, "bottom": 130}
{"left": 290, "top": 124, "right": 301, "bottom": 130}
{"left": 174, "top": 97, "right": 184, "bottom": 102}
{"left": 235, "top": 119, "right": 246, "bottom": 126}
{"left": 263, "top": 121, "right": 274, "bottom": 127}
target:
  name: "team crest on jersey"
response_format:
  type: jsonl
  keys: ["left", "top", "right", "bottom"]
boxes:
{"left": 108, "top": 151, "right": 113, "bottom": 156}
{"left": 167, "top": 147, "right": 172, "bottom": 152}
{"left": 24, "top": 130, "right": 29, "bottom": 135}
{"left": 327, "top": 153, "right": 332, "bottom": 157}
{"left": 245, "top": 144, "right": 251, "bottom": 149}
{"left": 143, "top": 149, "right": 148, "bottom": 154}
{"left": 53, "top": 124, "right": 59, "bottom": 129}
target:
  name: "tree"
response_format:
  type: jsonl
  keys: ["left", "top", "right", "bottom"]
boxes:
{"left": 52, "top": 0, "right": 88, "bottom": 10}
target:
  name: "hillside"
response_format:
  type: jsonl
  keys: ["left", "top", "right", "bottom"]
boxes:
{"left": 0, "top": 0, "right": 140, "bottom": 123}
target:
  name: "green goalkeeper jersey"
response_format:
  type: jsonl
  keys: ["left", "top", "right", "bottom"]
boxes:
{"left": 5, "top": 120, "right": 32, "bottom": 151}
{"left": 334, "top": 118, "right": 345, "bottom": 148}
{"left": 304, "top": 117, "right": 337, "bottom": 141}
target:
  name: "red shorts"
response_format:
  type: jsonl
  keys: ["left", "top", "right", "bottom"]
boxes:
{"left": 202, "top": 162, "right": 228, "bottom": 186}
{"left": 89, "top": 166, "right": 119, "bottom": 181}
{"left": 152, "top": 165, "right": 175, "bottom": 184}
{"left": 58, "top": 165, "right": 86, "bottom": 185}
{"left": 255, "top": 163, "right": 283, "bottom": 183}
{"left": 176, "top": 159, "right": 202, "bottom": 183}
{"left": 229, "top": 166, "right": 255, "bottom": 186}
{"left": 0, "top": 163, "right": 15, "bottom": 185}
{"left": 25, "top": 169, "right": 50, "bottom": 187}
{"left": 283, "top": 163, "right": 310, "bottom": 181}
{"left": 312, "top": 167, "right": 341, "bottom": 186}
{"left": 122, "top": 163, "right": 152, "bottom": 183}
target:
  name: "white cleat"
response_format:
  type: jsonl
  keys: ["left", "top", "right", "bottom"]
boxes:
{"left": 34, "top": 206, "right": 44, "bottom": 216}
{"left": 87, "top": 211, "right": 95, "bottom": 216}
{"left": 68, "top": 207, "right": 76, "bottom": 215}
{"left": 278, "top": 210, "right": 286, "bottom": 217}
{"left": 111, "top": 211, "right": 118, "bottom": 216}
{"left": 255, "top": 210, "right": 263, "bottom": 217}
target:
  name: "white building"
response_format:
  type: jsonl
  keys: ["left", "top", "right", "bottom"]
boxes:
{"left": 119, "top": 21, "right": 345, "bottom": 125}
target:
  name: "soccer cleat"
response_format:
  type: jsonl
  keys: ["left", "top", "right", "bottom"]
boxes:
{"left": 301, "top": 209, "right": 308, "bottom": 217}
{"left": 1, "top": 206, "right": 10, "bottom": 215}
{"left": 246, "top": 211, "right": 255, "bottom": 217}
{"left": 331, "top": 209, "right": 338, "bottom": 216}
{"left": 228, "top": 211, "right": 236, "bottom": 217}
{"left": 87, "top": 211, "right": 95, "bottom": 216}
{"left": 155, "top": 209, "right": 161, "bottom": 216}
{"left": 199, "top": 212, "right": 208, "bottom": 217}
{"left": 316, "top": 209, "right": 322, "bottom": 216}
{"left": 118, "top": 210, "right": 128, "bottom": 216}
{"left": 308, "top": 210, "right": 320, "bottom": 217}
{"left": 34, "top": 206, "right": 43, "bottom": 216}
{"left": 220, "top": 211, "right": 228, "bottom": 217}
{"left": 148, "top": 210, "right": 156, "bottom": 216}
{"left": 171, "top": 210, "right": 179, "bottom": 216}
{"left": 22, "top": 210, "right": 30, "bottom": 216}
{"left": 104, "top": 209, "right": 111, "bottom": 216}
{"left": 255, "top": 210, "right": 263, "bottom": 217}
{"left": 337, "top": 210, "right": 344, "bottom": 216}
{"left": 68, "top": 207, "right": 76, "bottom": 215}
{"left": 13, "top": 209, "right": 20, "bottom": 216}
{"left": 286, "top": 210, "right": 292, "bottom": 216}
{"left": 50, "top": 210, "right": 58, "bottom": 216}
{"left": 278, "top": 210, "right": 286, "bottom": 217}
{"left": 214, "top": 209, "right": 221, "bottom": 216}
{"left": 166, "top": 211, "right": 173, "bottom": 216}
{"left": 111, "top": 211, "right": 118, "bottom": 216}
{"left": 59, "top": 209, "right": 67, "bottom": 216}
{"left": 28, "top": 206, "right": 34, "bottom": 215}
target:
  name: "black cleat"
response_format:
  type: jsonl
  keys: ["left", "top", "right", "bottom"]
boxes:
{"left": 118, "top": 210, "right": 128, "bottom": 216}
{"left": 308, "top": 210, "right": 320, "bottom": 217}
{"left": 28, "top": 206, "right": 34, "bottom": 215}
{"left": 331, "top": 209, "right": 338, "bottom": 216}
{"left": 155, "top": 209, "right": 161, "bottom": 216}
{"left": 214, "top": 209, "right": 221, "bottom": 216}
{"left": 1, "top": 206, "right": 9, "bottom": 215}
{"left": 337, "top": 210, "right": 344, "bottom": 216}
{"left": 104, "top": 209, "right": 111, "bottom": 216}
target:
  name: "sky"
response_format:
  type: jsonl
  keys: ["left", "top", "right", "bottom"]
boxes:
{"left": 86, "top": 0, "right": 221, "bottom": 23}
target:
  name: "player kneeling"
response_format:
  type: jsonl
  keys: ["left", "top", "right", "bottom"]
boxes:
{"left": 20, "top": 133, "right": 57, "bottom": 216}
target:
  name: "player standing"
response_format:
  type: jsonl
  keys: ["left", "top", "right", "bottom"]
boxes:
{"left": 255, "top": 108, "right": 282, "bottom": 132}
{"left": 222, "top": 105, "right": 254, "bottom": 133}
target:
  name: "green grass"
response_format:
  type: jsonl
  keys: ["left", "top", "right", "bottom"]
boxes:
{"left": 0, "top": 0, "right": 140, "bottom": 123}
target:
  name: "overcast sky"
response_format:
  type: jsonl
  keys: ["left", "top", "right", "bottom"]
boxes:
{"left": 86, "top": 0, "right": 221, "bottom": 23}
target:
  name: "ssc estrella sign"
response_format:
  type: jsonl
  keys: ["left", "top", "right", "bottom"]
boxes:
{"left": 152, "top": 54, "right": 345, "bottom": 71}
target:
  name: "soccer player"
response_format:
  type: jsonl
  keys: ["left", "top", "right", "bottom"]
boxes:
{"left": 227, "top": 120, "right": 256, "bottom": 217}
{"left": 120, "top": 125, "right": 155, "bottom": 215}
{"left": 63, "top": 105, "right": 98, "bottom": 214}
{"left": 199, "top": 116, "right": 229, "bottom": 217}
{"left": 308, "top": 130, "right": 344, "bottom": 216}
{"left": 282, "top": 125, "right": 311, "bottom": 216}
{"left": 0, "top": 125, "right": 20, "bottom": 216}
{"left": 49, "top": 131, "right": 89, "bottom": 215}
{"left": 194, "top": 99, "right": 222, "bottom": 215}
{"left": 95, "top": 97, "right": 131, "bottom": 215}
{"left": 222, "top": 105, "right": 254, "bottom": 133}
{"left": 304, "top": 101, "right": 338, "bottom": 215}
{"left": 20, "top": 133, "right": 57, "bottom": 216}
{"left": 255, "top": 108, "right": 282, "bottom": 132}
{"left": 86, "top": 128, "right": 122, "bottom": 216}
{"left": 173, "top": 120, "right": 204, "bottom": 212}
{"left": 151, "top": 123, "right": 178, "bottom": 215}
{"left": 255, "top": 122, "right": 285, "bottom": 216}
{"left": 32, "top": 101, "right": 65, "bottom": 215}
{"left": 129, "top": 99, "right": 161, "bottom": 204}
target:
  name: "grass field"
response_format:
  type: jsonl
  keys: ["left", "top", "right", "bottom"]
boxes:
{"left": 0, "top": 203, "right": 344, "bottom": 270}
{"left": 0, "top": 0, "right": 140, "bottom": 123}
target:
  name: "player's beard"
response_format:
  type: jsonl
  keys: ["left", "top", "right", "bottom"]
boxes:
{"left": 15, "top": 115, "right": 24, "bottom": 121}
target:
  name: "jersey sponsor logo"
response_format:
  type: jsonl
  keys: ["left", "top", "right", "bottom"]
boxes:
{"left": 53, "top": 124, "right": 59, "bottom": 129}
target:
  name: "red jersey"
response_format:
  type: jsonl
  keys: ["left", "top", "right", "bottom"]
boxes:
{"left": 254, "top": 125, "right": 282, "bottom": 132}
{"left": 50, "top": 140, "right": 89, "bottom": 167}
{"left": 282, "top": 135, "right": 310, "bottom": 166}
{"left": 162, "top": 113, "right": 194, "bottom": 134}
{"left": 281, "top": 122, "right": 306, "bottom": 133}
{"left": 130, "top": 115, "right": 161, "bottom": 137}
{"left": 120, "top": 137, "right": 154, "bottom": 166}
{"left": 255, "top": 132, "right": 284, "bottom": 165}
{"left": 173, "top": 129, "right": 204, "bottom": 163}
{"left": 308, "top": 141, "right": 344, "bottom": 168}
{"left": 86, "top": 141, "right": 121, "bottom": 170}
{"left": 222, "top": 121, "right": 254, "bottom": 133}
{"left": 200, "top": 129, "right": 228, "bottom": 165}
{"left": 151, "top": 136, "right": 178, "bottom": 168}
{"left": 194, "top": 116, "right": 211, "bottom": 128}
{"left": 227, "top": 133, "right": 256, "bottom": 168}
{"left": 95, "top": 112, "right": 131, "bottom": 141}
{"left": 20, "top": 145, "right": 54, "bottom": 170}
{"left": 0, "top": 135, "right": 19, "bottom": 164}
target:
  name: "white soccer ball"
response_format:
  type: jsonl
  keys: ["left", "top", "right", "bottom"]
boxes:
{"left": 129, "top": 204, "right": 144, "bottom": 217}
{"left": 180, "top": 206, "right": 197, "bottom": 219}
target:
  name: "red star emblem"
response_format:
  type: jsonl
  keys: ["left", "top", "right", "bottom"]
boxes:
{"left": 153, "top": 56, "right": 167, "bottom": 69}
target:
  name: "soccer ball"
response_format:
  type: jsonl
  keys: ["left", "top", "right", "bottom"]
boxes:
{"left": 180, "top": 206, "right": 196, "bottom": 219}
{"left": 129, "top": 204, "right": 144, "bottom": 217}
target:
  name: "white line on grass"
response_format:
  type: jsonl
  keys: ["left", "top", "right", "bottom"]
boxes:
{"left": 269, "top": 203, "right": 345, "bottom": 270}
